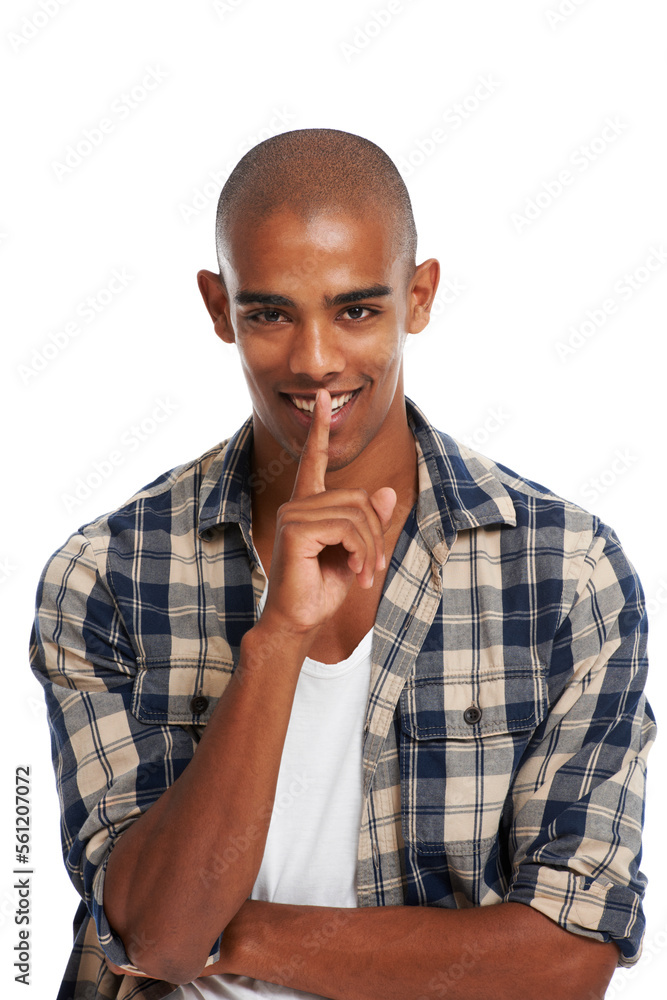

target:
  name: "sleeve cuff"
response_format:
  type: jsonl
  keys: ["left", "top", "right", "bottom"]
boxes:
{"left": 505, "top": 864, "right": 646, "bottom": 967}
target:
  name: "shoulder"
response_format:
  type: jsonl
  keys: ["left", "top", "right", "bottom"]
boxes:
{"left": 39, "top": 428, "right": 245, "bottom": 584}
{"left": 410, "top": 400, "right": 641, "bottom": 602}
{"left": 454, "top": 434, "right": 596, "bottom": 523}
{"left": 412, "top": 397, "right": 602, "bottom": 535}
{"left": 81, "top": 437, "right": 231, "bottom": 538}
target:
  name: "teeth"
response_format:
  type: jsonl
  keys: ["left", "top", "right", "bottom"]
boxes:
{"left": 289, "top": 391, "right": 356, "bottom": 413}
{"left": 331, "top": 391, "right": 355, "bottom": 412}
{"left": 290, "top": 396, "right": 316, "bottom": 413}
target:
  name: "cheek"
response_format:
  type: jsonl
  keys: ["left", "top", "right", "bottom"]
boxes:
{"left": 237, "top": 330, "right": 403, "bottom": 390}
{"left": 363, "top": 342, "right": 403, "bottom": 384}
{"left": 237, "top": 344, "right": 277, "bottom": 389}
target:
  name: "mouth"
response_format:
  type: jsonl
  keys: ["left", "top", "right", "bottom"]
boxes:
{"left": 281, "top": 387, "right": 363, "bottom": 428}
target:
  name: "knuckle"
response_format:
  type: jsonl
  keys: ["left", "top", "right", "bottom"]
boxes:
{"left": 278, "top": 519, "right": 300, "bottom": 544}
{"left": 351, "top": 489, "right": 378, "bottom": 519}
{"left": 348, "top": 506, "right": 365, "bottom": 523}
{"left": 276, "top": 505, "right": 292, "bottom": 527}
{"left": 277, "top": 500, "right": 305, "bottom": 520}
{"left": 351, "top": 487, "right": 369, "bottom": 503}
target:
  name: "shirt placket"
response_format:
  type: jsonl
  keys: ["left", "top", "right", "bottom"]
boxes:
{"left": 356, "top": 521, "right": 450, "bottom": 908}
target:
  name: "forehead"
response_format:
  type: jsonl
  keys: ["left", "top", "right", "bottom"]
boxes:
{"left": 223, "top": 206, "right": 399, "bottom": 290}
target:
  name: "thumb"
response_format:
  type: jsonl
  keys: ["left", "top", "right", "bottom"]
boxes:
{"left": 369, "top": 487, "right": 397, "bottom": 532}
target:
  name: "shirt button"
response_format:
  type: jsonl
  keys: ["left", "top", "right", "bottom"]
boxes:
{"left": 190, "top": 695, "right": 209, "bottom": 715}
{"left": 463, "top": 705, "right": 482, "bottom": 725}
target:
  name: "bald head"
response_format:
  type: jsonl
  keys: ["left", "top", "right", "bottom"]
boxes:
{"left": 215, "top": 128, "right": 418, "bottom": 285}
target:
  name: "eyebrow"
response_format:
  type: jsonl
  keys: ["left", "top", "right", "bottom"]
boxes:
{"left": 234, "top": 284, "right": 393, "bottom": 309}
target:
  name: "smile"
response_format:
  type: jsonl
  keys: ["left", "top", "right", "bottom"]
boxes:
{"left": 282, "top": 388, "right": 363, "bottom": 428}
{"left": 289, "top": 390, "right": 358, "bottom": 414}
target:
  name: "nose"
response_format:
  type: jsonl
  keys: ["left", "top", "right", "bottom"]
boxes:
{"left": 288, "top": 319, "right": 345, "bottom": 381}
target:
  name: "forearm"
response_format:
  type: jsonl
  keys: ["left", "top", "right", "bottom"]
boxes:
{"left": 210, "top": 899, "right": 619, "bottom": 1000}
{"left": 104, "top": 621, "right": 311, "bottom": 982}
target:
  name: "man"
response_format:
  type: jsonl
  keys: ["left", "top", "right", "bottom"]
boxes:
{"left": 31, "top": 128, "right": 654, "bottom": 1000}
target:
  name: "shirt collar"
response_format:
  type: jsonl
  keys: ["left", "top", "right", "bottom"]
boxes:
{"left": 198, "top": 415, "right": 254, "bottom": 538}
{"left": 197, "top": 396, "right": 517, "bottom": 549}
{"left": 405, "top": 396, "right": 516, "bottom": 564}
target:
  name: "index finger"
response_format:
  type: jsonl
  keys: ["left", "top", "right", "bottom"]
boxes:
{"left": 290, "top": 389, "right": 331, "bottom": 499}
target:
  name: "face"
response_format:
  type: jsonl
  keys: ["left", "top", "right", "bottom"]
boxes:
{"left": 201, "top": 206, "right": 438, "bottom": 478}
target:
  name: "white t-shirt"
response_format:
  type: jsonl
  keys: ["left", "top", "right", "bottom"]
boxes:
{"left": 171, "top": 572, "right": 372, "bottom": 999}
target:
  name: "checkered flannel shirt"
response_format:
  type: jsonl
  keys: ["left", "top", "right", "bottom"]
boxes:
{"left": 30, "top": 396, "right": 656, "bottom": 1000}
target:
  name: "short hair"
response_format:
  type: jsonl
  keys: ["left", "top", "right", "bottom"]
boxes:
{"left": 215, "top": 128, "right": 418, "bottom": 283}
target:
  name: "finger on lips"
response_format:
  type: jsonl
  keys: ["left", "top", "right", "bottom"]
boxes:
{"left": 291, "top": 388, "right": 331, "bottom": 500}
{"left": 285, "top": 387, "right": 385, "bottom": 588}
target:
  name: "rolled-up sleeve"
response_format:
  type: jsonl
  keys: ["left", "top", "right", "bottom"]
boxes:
{"left": 504, "top": 519, "right": 656, "bottom": 966}
{"left": 29, "top": 528, "right": 223, "bottom": 974}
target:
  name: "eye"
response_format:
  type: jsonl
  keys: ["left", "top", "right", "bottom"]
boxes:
{"left": 341, "top": 306, "right": 376, "bottom": 321}
{"left": 248, "top": 309, "right": 288, "bottom": 324}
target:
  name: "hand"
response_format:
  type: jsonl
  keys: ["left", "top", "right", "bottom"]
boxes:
{"left": 258, "top": 389, "right": 396, "bottom": 644}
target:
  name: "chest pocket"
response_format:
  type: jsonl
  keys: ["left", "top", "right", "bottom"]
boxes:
{"left": 399, "top": 663, "right": 548, "bottom": 856}
{"left": 131, "top": 656, "right": 236, "bottom": 729}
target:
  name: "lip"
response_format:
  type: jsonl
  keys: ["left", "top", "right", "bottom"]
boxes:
{"left": 281, "top": 388, "right": 362, "bottom": 431}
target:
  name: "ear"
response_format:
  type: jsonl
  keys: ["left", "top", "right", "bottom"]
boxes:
{"left": 406, "top": 258, "right": 440, "bottom": 335}
{"left": 197, "top": 269, "right": 236, "bottom": 344}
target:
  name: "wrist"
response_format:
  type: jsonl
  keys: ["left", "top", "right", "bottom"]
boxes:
{"left": 240, "top": 619, "right": 315, "bottom": 676}
{"left": 223, "top": 900, "right": 288, "bottom": 981}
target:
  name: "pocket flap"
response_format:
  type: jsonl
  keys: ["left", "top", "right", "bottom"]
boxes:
{"left": 131, "top": 657, "right": 235, "bottom": 725}
{"left": 401, "top": 664, "right": 547, "bottom": 739}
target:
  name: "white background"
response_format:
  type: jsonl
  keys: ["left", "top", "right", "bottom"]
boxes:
{"left": 1, "top": 1, "right": 665, "bottom": 997}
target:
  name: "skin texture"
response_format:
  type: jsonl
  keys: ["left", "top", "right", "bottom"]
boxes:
{"left": 199, "top": 205, "right": 438, "bottom": 662}
{"left": 207, "top": 207, "right": 432, "bottom": 498}
{"left": 103, "top": 207, "right": 620, "bottom": 995}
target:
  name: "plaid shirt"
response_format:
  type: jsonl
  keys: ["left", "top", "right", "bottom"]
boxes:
{"left": 30, "top": 396, "right": 655, "bottom": 1000}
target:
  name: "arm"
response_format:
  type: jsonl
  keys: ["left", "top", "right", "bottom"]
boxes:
{"left": 102, "top": 620, "right": 314, "bottom": 981}
{"left": 31, "top": 528, "right": 318, "bottom": 984}
{"left": 104, "top": 389, "right": 396, "bottom": 983}
{"left": 503, "top": 518, "right": 655, "bottom": 968}
{"left": 155, "top": 515, "right": 650, "bottom": 996}
{"left": 206, "top": 897, "right": 619, "bottom": 1000}
{"left": 33, "top": 389, "right": 396, "bottom": 985}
